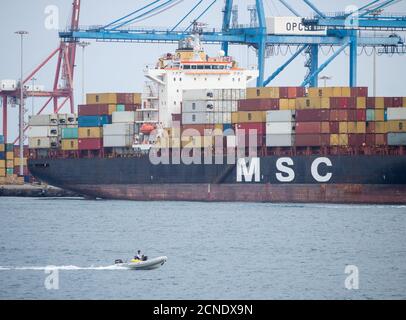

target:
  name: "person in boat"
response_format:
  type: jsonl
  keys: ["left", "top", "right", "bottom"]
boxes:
{"left": 135, "top": 250, "right": 142, "bottom": 260}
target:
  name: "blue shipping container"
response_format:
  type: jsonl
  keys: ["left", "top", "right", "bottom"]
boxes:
{"left": 0, "top": 135, "right": 4, "bottom": 144}
{"left": 61, "top": 128, "right": 79, "bottom": 139}
{"left": 0, "top": 151, "right": 4, "bottom": 160}
{"left": 78, "top": 115, "right": 111, "bottom": 127}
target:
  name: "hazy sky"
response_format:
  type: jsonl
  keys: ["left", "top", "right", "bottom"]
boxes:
{"left": 1, "top": 0, "right": 406, "bottom": 141}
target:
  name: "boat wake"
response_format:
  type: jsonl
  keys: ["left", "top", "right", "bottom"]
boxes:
{"left": 0, "top": 264, "right": 128, "bottom": 271}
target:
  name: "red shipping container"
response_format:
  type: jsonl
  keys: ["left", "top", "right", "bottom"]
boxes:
{"left": 348, "top": 134, "right": 366, "bottom": 147}
{"left": 329, "top": 122, "right": 339, "bottom": 134}
{"left": 347, "top": 109, "right": 357, "bottom": 121}
{"left": 238, "top": 98, "right": 279, "bottom": 111}
{"left": 78, "top": 138, "right": 103, "bottom": 150}
{"left": 366, "top": 97, "right": 375, "bottom": 109}
{"left": 329, "top": 110, "right": 339, "bottom": 121}
{"left": 124, "top": 104, "right": 140, "bottom": 111}
{"left": 116, "top": 93, "right": 134, "bottom": 104}
{"left": 330, "top": 97, "right": 356, "bottom": 109}
{"left": 296, "top": 109, "right": 330, "bottom": 122}
{"left": 13, "top": 145, "right": 29, "bottom": 157}
{"left": 393, "top": 97, "right": 403, "bottom": 108}
{"left": 350, "top": 87, "right": 368, "bottom": 97}
{"left": 366, "top": 122, "right": 375, "bottom": 134}
{"left": 356, "top": 109, "right": 366, "bottom": 121}
{"left": 78, "top": 104, "right": 109, "bottom": 116}
{"left": 295, "top": 122, "right": 321, "bottom": 134}
{"left": 384, "top": 97, "right": 394, "bottom": 108}
{"left": 339, "top": 110, "right": 348, "bottom": 121}
{"left": 279, "top": 87, "right": 305, "bottom": 98}
{"left": 295, "top": 134, "right": 329, "bottom": 147}
{"left": 236, "top": 123, "right": 266, "bottom": 135}
{"left": 375, "top": 134, "right": 387, "bottom": 146}
{"left": 366, "top": 134, "right": 375, "bottom": 146}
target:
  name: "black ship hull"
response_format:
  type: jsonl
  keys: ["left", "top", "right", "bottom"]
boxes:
{"left": 28, "top": 155, "right": 406, "bottom": 204}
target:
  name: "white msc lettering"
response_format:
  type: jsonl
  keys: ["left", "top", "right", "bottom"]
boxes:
{"left": 275, "top": 157, "right": 295, "bottom": 182}
{"left": 237, "top": 157, "right": 260, "bottom": 182}
{"left": 311, "top": 157, "right": 332, "bottom": 182}
{"left": 344, "top": 265, "right": 359, "bottom": 290}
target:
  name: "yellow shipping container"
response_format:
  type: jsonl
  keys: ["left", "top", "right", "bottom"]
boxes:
{"left": 86, "top": 93, "right": 117, "bottom": 104}
{"left": 308, "top": 87, "right": 334, "bottom": 98}
{"left": 14, "top": 157, "right": 27, "bottom": 166}
{"left": 330, "top": 134, "right": 348, "bottom": 146}
{"left": 339, "top": 122, "right": 348, "bottom": 133}
{"left": 295, "top": 98, "right": 321, "bottom": 109}
{"left": 356, "top": 97, "right": 366, "bottom": 109}
{"left": 0, "top": 144, "right": 4, "bottom": 152}
{"left": 341, "top": 87, "right": 351, "bottom": 97}
{"left": 320, "top": 97, "right": 330, "bottom": 109}
{"left": 357, "top": 122, "right": 366, "bottom": 133}
{"left": 181, "top": 136, "right": 213, "bottom": 148}
{"left": 108, "top": 104, "right": 117, "bottom": 115}
{"left": 279, "top": 99, "right": 296, "bottom": 110}
{"left": 321, "top": 122, "right": 330, "bottom": 134}
{"left": 375, "top": 121, "right": 387, "bottom": 134}
{"left": 347, "top": 122, "right": 356, "bottom": 134}
{"left": 78, "top": 127, "right": 102, "bottom": 138}
{"left": 332, "top": 87, "right": 342, "bottom": 97}
{"left": 6, "top": 160, "right": 14, "bottom": 168}
{"left": 0, "top": 168, "right": 5, "bottom": 177}
{"left": 61, "top": 139, "right": 79, "bottom": 150}
{"left": 6, "top": 151, "right": 14, "bottom": 160}
{"left": 246, "top": 87, "right": 279, "bottom": 99}
{"left": 0, "top": 160, "right": 5, "bottom": 168}
{"left": 375, "top": 97, "right": 385, "bottom": 109}
{"left": 133, "top": 93, "right": 142, "bottom": 104}
{"left": 403, "top": 97, "right": 406, "bottom": 107}
{"left": 387, "top": 120, "right": 406, "bottom": 132}
{"left": 375, "top": 109, "right": 385, "bottom": 121}
{"left": 233, "top": 111, "right": 265, "bottom": 123}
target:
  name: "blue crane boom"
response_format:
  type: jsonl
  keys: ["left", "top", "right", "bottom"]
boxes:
{"left": 59, "top": 0, "right": 406, "bottom": 87}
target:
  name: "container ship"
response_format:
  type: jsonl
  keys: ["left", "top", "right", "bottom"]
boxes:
{"left": 27, "top": 35, "right": 406, "bottom": 204}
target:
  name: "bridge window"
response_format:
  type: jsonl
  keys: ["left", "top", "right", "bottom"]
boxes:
{"left": 183, "top": 65, "right": 191, "bottom": 69}
{"left": 197, "top": 65, "right": 204, "bottom": 69}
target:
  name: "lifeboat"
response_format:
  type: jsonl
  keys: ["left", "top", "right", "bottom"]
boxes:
{"left": 140, "top": 123, "right": 156, "bottom": 134}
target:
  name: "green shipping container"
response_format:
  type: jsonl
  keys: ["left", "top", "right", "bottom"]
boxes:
{"left": 366, "top": 109, "right": 375, "bottom": 122}
{"left": 116, "top": 104, "right": 125, "bottom": 112}
{"left": 5, "top": 143, "right": 14, "bottom": 152}
{"left": 61, "top": 128, "right": 79, "bottom": 139}
{"left": 6, "top": 168, "right": 14, "bottom": 175}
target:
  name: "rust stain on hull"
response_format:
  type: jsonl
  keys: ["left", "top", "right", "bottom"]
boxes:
{"left": 66, "top": 183, "right": 406, "bottom": 204}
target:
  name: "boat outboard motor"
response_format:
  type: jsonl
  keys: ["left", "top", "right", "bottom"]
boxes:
{"left": 115, "top": 259, "right": 124, "bottom": 264}
{"left": 142, "top": 255, "right": 148, "bottom": 261}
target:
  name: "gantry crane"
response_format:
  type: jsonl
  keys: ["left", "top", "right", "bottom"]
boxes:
{"left": 59, "top": 0, "right": 406, "bottom": 88}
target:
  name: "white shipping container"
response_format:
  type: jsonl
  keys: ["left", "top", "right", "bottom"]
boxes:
{"left": 226, "top": 135, "right": 236, "bottom": 148}
{"left": 104, "top": 135, "right": 133, "bottom": 147}
{"left": 266, "top": 17, "right": 326, "bottom": 35}
{"left": 183, "top": 100, "right": 216, "bottom": 113}
{"left": 27, "top": 126, "right": 58, "bottom": 138}
{"left": 112, "top": 111, "right": 136, "bottom": 123}
{"left": 182, "top": 112, "right": 210, "bottom": 124}
{"left": 103, "top": 123, "right": 134, "bottom": 136}
{"left": 183, "top": 89, "right": 216, "bottom": 101}
{"left": 28, "top": 137, "right": 59, "bottom": 149}
{"left": 266, "top": 122, "right": 293, "bottom": 135}
{"left": 266, "top": 134, "right": 293, "bottom": 147}
{"left": 387, "top": 108, "right": 406, "bottom": 120}
{"left": 0, "top": 79, "right": 17, "bottom": 91}
{"left": 28, "top": 114, "right": 58, "bottom": 126}
{"left": 388, "top": 133, "right": 406, "bottom": 145}
{"left": 66, "top": 113, "right": 77, "bottom": 125}
{"left": 266, "top": 110, "right": 295, "bottom": 122}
